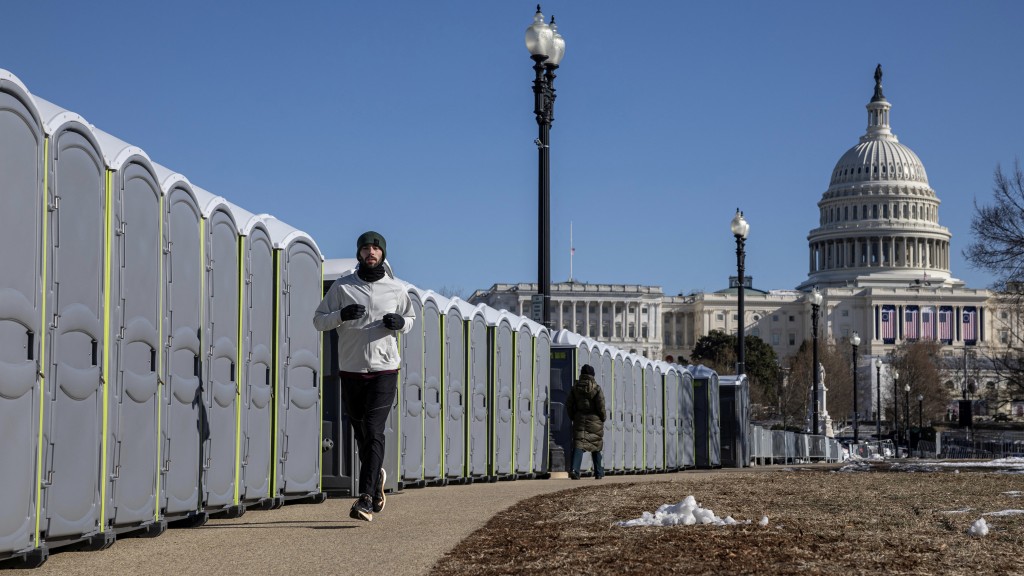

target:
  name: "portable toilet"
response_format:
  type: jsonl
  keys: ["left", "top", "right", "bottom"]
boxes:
{"left": 224, "top": 201, "right": 276, "bottom": 509}
{"left": 399, "top": 283, "right": 425, "bottom": 487}
{"left": 190, "top": 184, "right": 241, "bottom": 517}
{"left": 627, "top": 354, "right": 645, "bottom": 471}
{"left": 440, "top": 297, "right": 475, "bottom": 484}
{"left": 151, "top": 164, "right": 205, "bottom": 526}
{"left": 463, "top": 303, "right": 489, "bottom": 481}
{"left": 678, "top": 365, "right": 695, "bottom": 469}
{"left": 530, "top": 319, "right": 551, "bottom": 478}
{"left": 37, "top": 97, "right": 111, "bottom": 554}
{"left": 610, "top": 349, "right": 628, "bottom": 473}
{"left": 596, "top": 343, "right": 615, "bottom": 471}
{"left": 94, "top": 127, "right": 166, "bottom": 535}
{"left": 689, "top": 364, "right": 721, "bottom": 468}
{"left": 481, "top": 305, "right": 514, "bottom": 481}
{"left": 549, "top": 330, "right": 595, "bottom": 473}
{"left": 319, "top": 258, "right": 398, "bottom": 497}
{"left": 263, "top": 217, "right": 324, "bottom": 503}
{"left": 718, "top": 374, "right": 750, "bottom": 468}
{"left": 0, "top": 71, "right": 47, "bottom": 566}
{"left": 420, "top": 290, "right": 447, "bottom": 486}
{"left": 642, "top": 358, "right": 661, "bottom": 471}
{"left": 662, "top": 363, "right": 681, "bottom": 471}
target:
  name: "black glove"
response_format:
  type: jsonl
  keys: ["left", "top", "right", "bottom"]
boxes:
{"left": 382, "top": 313, "right": 405, "bottom": 330}
{"left": 339, "top": 303, "right": 366, "bottom": 321}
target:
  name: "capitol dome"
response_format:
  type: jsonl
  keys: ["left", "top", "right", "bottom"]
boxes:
{"left": 798, "top": 65, "right": 960, "bottom": 291}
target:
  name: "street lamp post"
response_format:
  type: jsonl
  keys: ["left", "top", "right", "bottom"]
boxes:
{"left": 893, "top": 369, "right": 900, "bottom": 455}
{"left": 809, "top": 288, "right": 823, "bottom": 435}
{"left": 851, "top": 332, "right": 861, "bottom": 443}
{"left": 731, "top": 209, "right": 750, "bottom": 375}
{"left": 904, "top": 383, "right": 911, "bottom": 450}
{"left": 874, "top": 358, "right": 882, "bottom": 448}
{"left": 525, "top": 5, "right": 565, "bottom": 330}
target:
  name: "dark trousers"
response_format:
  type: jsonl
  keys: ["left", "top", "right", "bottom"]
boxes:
{"left": 340, "top": 372, "right": 398, "bottom": 496}
{"left": 571, "top": 447, "right": 604, "bottom": 478}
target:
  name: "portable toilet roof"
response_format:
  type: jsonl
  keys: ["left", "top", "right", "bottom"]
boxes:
{"left": 223, "top": 199, "right": 266, "bottom": 237}
{"left": 190, "top": 184, "right": 230, "bottom": 220}
{"left": 151, "top": 162, "right": 196, "bottom": 198}
{"left": 718, "top": 374, "right": 747, "bottom": 387}
{"left": 687, "top": 364, "right": 718, "bottom": 380}
{"left": 91, "top": 125, "right": 153, "bottom": 172}
{"left": 478, "top": 303, "right": 512, "bottom": 327}
{"left": 33, "top": 96, "right": 97, "bottom": 141}
{"left": 423, "top": 290, "right": 451, "bottom": 310}
{"left": 442, "top": 296, "right": 476, "bottom": 320}
{"left": 514, "top": 315, "right": 547, "bottom": 337}
{"left": 262, "top": 216, "right": 323, "bottom": 260}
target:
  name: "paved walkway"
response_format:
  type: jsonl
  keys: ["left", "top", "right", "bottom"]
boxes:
{"left": 14, "top": 471, "right": 728, "bottom": 576}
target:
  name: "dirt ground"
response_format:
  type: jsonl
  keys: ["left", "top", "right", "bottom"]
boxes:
{"left": 430, "top": 462, "right": 1024, "bottom": 575}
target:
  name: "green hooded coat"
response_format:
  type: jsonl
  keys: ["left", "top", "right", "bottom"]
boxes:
{"left": 566, "top": 373, "right": 606, "bottom": 452}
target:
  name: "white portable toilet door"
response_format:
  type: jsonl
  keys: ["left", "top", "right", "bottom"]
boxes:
{"left": 0, "top": 82, "right": 43, "bottom": 556}
{"left": 443, "top": 313, "right": 466, "bottom": 480}
{"left": 162, "top": 186, "right": 203, "bottom": 517}
{"left": 400, "top": 296, "right": 424, "bottom": 485}
{"left": 42, "top": 127, "right": 106, "bottom": 541}
{"left": 467, "top": 315, "right": 488, "bottom": 478}
{"left": 611, "top": 355, "right": 626, "bottom": 472}
{"left": 491, "top": 319, "right": 514, "bottom": 477}
{"left": 513, "top": 327, "right": 533, "bottom": 476}
{"left": 421, "top": 300, "right": 443, "bottom": 482}
{"left": 277, "top": 241, "right": 322, "bottom": 496}
{"left": 630, "top": 361, "right": 644, "bottom": 470}
{"left": 531, "top": 330, "right": 550, "bottom": 475}
{"left": 240, "top": 228, "right": 274, "bottom": 503}
{"left": 107, "top": 162, "right": 162, "bottom": 528}
{"left": 664, "top": 371, "right": 680, "bottom": 469}
{"left": 204, "top": 208, "right": 239, "bottom": 510}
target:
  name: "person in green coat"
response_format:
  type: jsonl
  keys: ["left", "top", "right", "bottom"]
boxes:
{"left": 566, "top": 364, "right": 606, "bottom": 480}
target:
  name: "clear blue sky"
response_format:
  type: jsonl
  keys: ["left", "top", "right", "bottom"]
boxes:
{"left": 5, "top": 1, "right": 1020, "bottom": 297}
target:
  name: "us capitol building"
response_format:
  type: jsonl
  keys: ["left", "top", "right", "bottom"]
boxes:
{"left": 469, "top": 67, "right": 1014, "bottom": 416}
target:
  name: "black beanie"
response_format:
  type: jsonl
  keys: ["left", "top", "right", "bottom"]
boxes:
{"left": 580, "top": 364, "right": 595, "bottom": 377}
{"left": 356, "top": 231, "right": 387, "bottom": 263}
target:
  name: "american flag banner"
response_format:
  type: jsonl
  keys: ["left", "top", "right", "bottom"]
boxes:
{"left": 938, "top": 306, "right": 953, "bottom": 343}
{"left": 904, "top": 305, "right": 919, "bottom": 340}
{"left": 920, "top": 306, "right": 936, "bottom": 340}
{"left": 963, "top": 307, "right": 978, "bottom": 344}
{"left": 881, "top": 305, "right": 897, "bottom": 344}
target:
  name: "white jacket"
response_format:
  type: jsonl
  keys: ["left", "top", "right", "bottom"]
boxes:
{"left": 313, "top": 271, "right": 415, "bottom": 373}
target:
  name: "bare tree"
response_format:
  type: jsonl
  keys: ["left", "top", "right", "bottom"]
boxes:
{"left": 889, "top": 340, "right": 948, "bottom": 429}
{"left": 964, "top": 161, "right": 1024, "bottom": 402}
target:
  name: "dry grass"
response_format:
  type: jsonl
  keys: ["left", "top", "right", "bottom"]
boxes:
{"left": 431, "top": 462, "right": 1024, "bottom": 575}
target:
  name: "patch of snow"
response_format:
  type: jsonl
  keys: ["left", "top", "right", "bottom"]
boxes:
{"left": 968, "top": 517, "right": 989, "bottom": 537}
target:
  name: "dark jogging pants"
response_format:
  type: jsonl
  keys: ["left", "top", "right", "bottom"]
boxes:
{"left": 340, "top": 371, "right": 398, "bottom": 497}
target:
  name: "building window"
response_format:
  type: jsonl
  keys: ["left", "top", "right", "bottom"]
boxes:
{"left": 590, "top": 326, "right": 598, "bottom": 338}
{"left": 789, "top": 315, "right": 795, "bottom": 322}
{"left": 1002, "top": 311, "right": 1009, "bottom": 320}
{"left": 841, "top": 310, "right": 849, "bottom": 317}
{"left": 642, "top": 307, "right": 648, "bottom": 315}
{"left": 628, "top": 323, "right": 636, "bottom": 338}
{"left": 1000, "top": 330, "right": 1009, "bottom": 344}
{"left": 751, "top": 329, "right": 760, "bottom": 338}
{"left": 641, "top": 324, "right": 649, "bottom": 339}
{"left": 603, "top": 323, "right": 611, "bottom": 338}
{"left": 772, "top": 333, "right": 780, "bottom": 345}
{"left": 717, "top": 313, "right": 725, "bottom": 321}
{"left": 615, "top": 322, "right": 621, "bottom": 338}
{"left": 788, "top": 333, "right": 796, "bottom": 346}
{"left": 733, "top": 314, "right": 738, "bottom": 321}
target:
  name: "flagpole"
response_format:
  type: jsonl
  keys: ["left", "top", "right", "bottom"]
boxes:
{"left": 569, "top": 220, "right": 574, "bottom": 282}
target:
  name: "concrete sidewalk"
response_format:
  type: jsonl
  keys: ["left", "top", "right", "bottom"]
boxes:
{"left": 19, "top": 472, "right": 674, "bottom": 576}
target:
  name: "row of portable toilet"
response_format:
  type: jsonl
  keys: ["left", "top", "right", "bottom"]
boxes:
{"left": 321, "top": 261, "right": 552, "bottom": 496}
{"left": 0, "top": 69, "right": 324, "bottom": 568}
{"left": 548, "top": 330, "right": 731, "bottom": 474}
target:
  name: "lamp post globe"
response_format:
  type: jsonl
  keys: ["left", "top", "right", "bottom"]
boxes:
{"left": 731, "top": 209, "right": 749, "bottom": 376}
{"left": 809, "top": 288, "right": 823, "bottom": 435}
{"left": 525, "top": 4, "right": 566, "bottom": 330}
{"left": 851, "top": 332, "right": 861, "bottom": 442}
